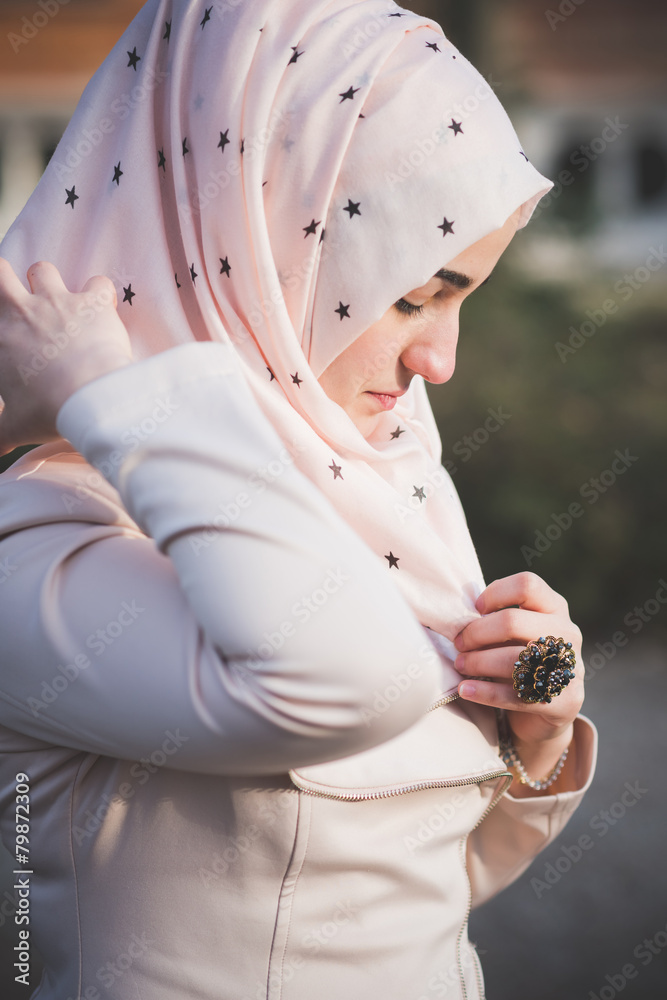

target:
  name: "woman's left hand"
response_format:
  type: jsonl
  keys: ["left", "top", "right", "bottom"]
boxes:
{"left": 454, "top": 571, "right": 584, "bottom": 748}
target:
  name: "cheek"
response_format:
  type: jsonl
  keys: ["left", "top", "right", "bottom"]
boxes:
{"left": 319, "top": 315, "right": 402, "bottom": 397}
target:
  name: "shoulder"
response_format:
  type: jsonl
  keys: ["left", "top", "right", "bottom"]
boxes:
{"left": 0, "top": 441, "right": 138, "bottom": 537}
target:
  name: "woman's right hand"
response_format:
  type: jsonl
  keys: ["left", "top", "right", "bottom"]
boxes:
{"left": 0, "top": 259, "right": 133, "bottom": 456}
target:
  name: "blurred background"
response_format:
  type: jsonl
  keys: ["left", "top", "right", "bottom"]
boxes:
{"left": 0, "top": 1, "right": 665, "bottom": 997}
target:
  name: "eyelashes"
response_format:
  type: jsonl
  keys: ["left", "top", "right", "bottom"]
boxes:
{"left": 394, "top": 297, "right": 425, "bottom": 317}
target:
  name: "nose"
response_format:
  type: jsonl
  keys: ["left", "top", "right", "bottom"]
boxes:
{"left": 399, "top": 308, "right": 460, "bottom": 385}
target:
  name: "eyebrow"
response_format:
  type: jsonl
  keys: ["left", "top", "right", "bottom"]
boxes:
{"left": 434, "top": 268, "right": 491, "bottom": 289}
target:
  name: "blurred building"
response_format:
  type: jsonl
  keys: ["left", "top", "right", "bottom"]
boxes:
{"left": 1, "top": 0, "right": 666, "bottom": 276}
{"left": 0, "top": 0, "right": 144, "bottom": 239}
{"left": 480, "top": 0, "right": 667, "bottom": 276}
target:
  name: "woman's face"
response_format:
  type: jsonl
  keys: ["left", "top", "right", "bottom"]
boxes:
{"left": 318, "top": 211, "right": 521, "bottom": 438}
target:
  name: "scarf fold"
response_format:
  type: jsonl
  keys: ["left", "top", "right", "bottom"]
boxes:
{"left": 1, "top": 0, "right": 552, "bottom": 641}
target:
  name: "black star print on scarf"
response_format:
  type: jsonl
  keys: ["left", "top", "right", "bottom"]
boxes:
{"left": 385, "top": 552, "right": 400, "bottom": 569}
{"left": 335, "top": 302, "right": 350, "bottom": 321}
{"left": 390, "top": 426, "right": 405, "bottom": 439}
{"left": 158, "top": 148, "right": 167, "bottom": 171}
{"left": 65, "top": 186, "right": 78, "bottom": 209}
{"left": 343, "top": 199, "right": 361, "bottom": 218}
{"left": 291, "top": 373, "right": 303, "bottom": 387}
{"left": 289, "top": 46, "right": 304, "bottom": 64}
{"left": 112, "top": 163, "right": 123, "bottom": 185}
{"left": 163, "top": 21, "right": 171, "bottom": 42}
{"left": 190, "top": 264, "right": 198, "bottom": 284}
{"left": 123, "top": 285, "right": 135, "bottom": 305}
{"left": 267, "top": 368, "right": 275, "bottom": 381}
{"left": 175, "top": 274, "right": 181, "bottom": 288}
{"left": 329, "top": 461, "right": 343, "bottom": 480}
{"left": 218, "top": 130, "right": 230, "bottom": 153}
{"left": 339, "top": 87, "right": 360, "bottom": 103}
{"left": 219, "top": 257, "right": 231, "bottom": 277}
{"left": 201, "top": 7, "right": 212, "bottom": 29}
{"left": 182, "top": 137, "right": 190, "bottom": 156}
{"left": 448, "top": 119, "right": 463, "bottom": 136}
{"left": 438, "top": 217, "right": 455, "bottom": 236}
{"left": 412, "top": 486, "right": 426, "bottom": 502}
{"left": 303, "top": 219, "right": 321, "bottom": 238}
{"left": 127, "top": 47, "right": 141, "bottom": 70}
{"left": 426, "top": 41, "right": 441, "bottom": 53}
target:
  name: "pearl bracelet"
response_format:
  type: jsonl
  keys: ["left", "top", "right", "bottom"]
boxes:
{"left": 500, "top": 741, "right": 569, "bottom": 790}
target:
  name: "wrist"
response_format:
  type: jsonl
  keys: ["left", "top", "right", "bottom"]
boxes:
{"left": 499, "top": 712, "right": 577, "bottom": 797}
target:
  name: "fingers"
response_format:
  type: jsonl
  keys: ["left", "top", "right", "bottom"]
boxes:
{"left": 475, "top": 572, "right": 568, "bottom": 616}
{"left": 0, "top": 258, "right": 30, "bottom": 303}
{"left": 456, "top": 645, "right": 525, "bottom": 678}
{"left": 26, "top": 260, "right": 70, "bottom": 296}
{"left": 455, "top": 606, "right": 581, "bottom": 653}
{"left": 458, "top": 678, "right": 525, "bottom": 710}
{"left": 82, "top": 274, "right": 117, "bottom": 310}
{"left": 458, "top": 675, "right": 584, "bottom": 718}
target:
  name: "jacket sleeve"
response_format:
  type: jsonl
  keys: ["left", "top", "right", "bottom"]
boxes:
{"left": 467, "top": 714, "right": 598, "bottom": 907}
{"left": 0, "top": 342, "right": 440, "bottom": 775}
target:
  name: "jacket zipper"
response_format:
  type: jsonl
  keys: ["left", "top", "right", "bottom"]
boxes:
{"left": 456, "top": 771, "right": 514, "bottom": 1000}
{"left": 290, "top": 697, "right": 511, "bottom": 999}
{"left": 428, "top": 691, "right": 460, "bottom": 711}
{"left": 288, "top": 767, "right": 511, "bottom": 801}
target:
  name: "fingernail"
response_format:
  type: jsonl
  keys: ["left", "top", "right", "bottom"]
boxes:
{"left": 459, "top": 682, "right": 476, "bottom": 698}
{"left": 455, "top": 654, "right": 465, "bottom": 672}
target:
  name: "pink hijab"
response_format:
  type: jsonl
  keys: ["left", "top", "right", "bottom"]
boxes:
{"left": 1, "top": 0, "right": 552, "bottom": 643}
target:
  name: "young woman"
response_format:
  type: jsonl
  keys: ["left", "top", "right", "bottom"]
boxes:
{"left": 0, "top": 2, "right": 596, "bottom": 998}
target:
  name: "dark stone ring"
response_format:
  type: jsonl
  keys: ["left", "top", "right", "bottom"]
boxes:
{"left": 512, "top": 636, "right": 576, "bottom": 704}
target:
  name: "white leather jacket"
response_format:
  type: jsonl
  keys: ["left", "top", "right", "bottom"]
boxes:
{"left": 0, "top": 344, "right": 597, "bottom": 999}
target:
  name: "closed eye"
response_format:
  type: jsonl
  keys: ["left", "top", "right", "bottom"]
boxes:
{"left": 394, "top": 298, "right": 425, "bottom": 317}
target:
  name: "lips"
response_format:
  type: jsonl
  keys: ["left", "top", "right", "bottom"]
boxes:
{"left": 365, "top": 388, "right": 407, "bottom": 411}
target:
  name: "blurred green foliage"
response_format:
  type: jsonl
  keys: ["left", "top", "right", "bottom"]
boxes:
{"left": 428, "top": 250, "right": 667, "bottom": 640}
